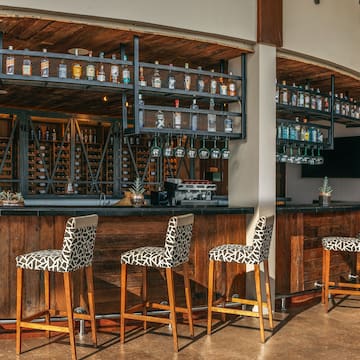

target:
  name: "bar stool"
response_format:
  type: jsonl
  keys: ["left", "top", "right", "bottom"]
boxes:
{"left": 16, "top": 214, "right": 99, "bottom": 360}
{"left": 322, "top": 236, "right": 360, "bottom": 311}
{"left": 207, "top": 215, "right": 274, "bottom": 342}
{"left": 120, "top": 213, "right": 194, "bottom": 352}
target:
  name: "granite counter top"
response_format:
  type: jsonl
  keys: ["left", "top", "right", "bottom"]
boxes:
{"left": 277, "top": 202, "right": 360, "bottom": 214}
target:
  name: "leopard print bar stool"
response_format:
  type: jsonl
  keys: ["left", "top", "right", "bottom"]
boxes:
{"left": 120, "top": 213, "right": 194, "bottom": 352}
{"left": 207, "top": 215, "right": 274, "bottom": 342}
{"left": 322, "top": 236, "right": 360, "bottom": 311}
{"left": 16, "top": 214, "right": 99, "bottom": 360}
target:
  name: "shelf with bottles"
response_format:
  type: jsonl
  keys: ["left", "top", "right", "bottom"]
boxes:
{"left": 0, "top": 47, "right": 133, "bottom": 92}
{"left": 0, "top": 137, "right": 13, "bottom": 181}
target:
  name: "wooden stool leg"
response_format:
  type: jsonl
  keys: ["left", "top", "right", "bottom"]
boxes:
{"left": 221, "top": 262, "right": 227, "bottom": 322}
{"left": 321, "top": 248, "right": 326, "bottom": 304}
{"left": 254, "top": 264, "right": 265, "bottom": 343}
{"left": 183, "top": 262, "right": 194, "bottom": 336}
{"left": 85, "top": 266, "right": 97, "bottom": 346}
{"left": 207, "top": 259, "right": 215, "bottom": 335}
{"left": 165, "top": 268, "right": 178, "bottom": 352}
{"left": 142, "top": 266, "right": 148, "bottom": 330}
{"left": 323, "top": 249, "right": 330, "bottom": 312}
{"left": 263, "top": 260, "right": 274, "bottom": 329}
{"left": 44, "top": 270, "right": 50, "bottom": 338}
{"left": 120, "top": 263, "right": 127, "bottom": 344}
{"left": 16, "top": 267, "right": 23, "bottom": 355}
{"left": 64, "top": 272, "right": 77, "bottom": 360}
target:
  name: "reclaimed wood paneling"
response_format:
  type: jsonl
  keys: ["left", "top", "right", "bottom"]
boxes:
{"left": 0, "top": 213, "right": 248, "bottom": 318}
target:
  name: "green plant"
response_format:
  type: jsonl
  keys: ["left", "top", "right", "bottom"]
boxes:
{"left": 0, "top": 190, "right": 24, "bottom": 202}
{"left": 319, "top": 176, "right": 333, "bottom": 195}
{"left": 130, "top": 177, "right": 145, "bottom": 195}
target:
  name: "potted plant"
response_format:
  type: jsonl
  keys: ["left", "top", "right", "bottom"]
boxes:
{"left": 0, "top": 190, "right": 24, "bottom": 206}
{"left": 319, "top": 176, "right": 333, "bottom": 207}
{"left": 129, "top": 177, "right": 145, "bottom": 207}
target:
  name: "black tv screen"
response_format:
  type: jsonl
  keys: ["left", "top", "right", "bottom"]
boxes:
{"left": 302, "top": 136, "right": 360, "bottom": 178}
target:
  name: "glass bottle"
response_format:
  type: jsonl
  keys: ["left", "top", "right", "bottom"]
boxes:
{"left": 173, "top": 99, "right": 182, "bottom": 129}
{"left": 167, "top": 64, "right": 176, "bottom": 89}
{"left": 324, "top": 96, "right": 329, "bottom": 112}
{"left": 22, "top": 49, "right": 32, "bottom": 76}
{"left": 72, "top": 48, "right": 82, "bottom": 80}
{"left": 224, "top": 115, "right": 233, "bottom": 133}
{"left": 316, "top": 88, "right": 322, "bottom": 111}
{"left": 58, "top": 59, "right": 67, "bottom": 79}
{"left": 40, "top": 48, "right": 49, "bottom": 77}
{"left": 207, "top": 98, "right": 216, "bottom": 132}
{"left": 151, "top": 60, "right": 161, "bottom": 88}
{"left": 138, "top": 94, "right": 145, "bottom": 128}
{"left": 5, "top": 45, "right": 15, "bottom": 75}
{"left": 96, "top": 52, "right": 106, "bottom": 82}
{"left": 190, "top": 97, "right": 199, "bottom": 131}
{"left": 197, "top": 66, "right": 205, "bottom": 92}
{"left": 122, "top": 54, "right": 131, "bottom": 84}
{"left": 110, "top": 54, "right": 119, "bottom": 83}
{"left": 228, "top": 72, "right": 236, "bottom": 96}
{"left": 334, "top": 93, "right": 340, "bottom": 114}
{"left": 139, "top": 66, "right": 147, "bottom": 86}
{"left": 280, "top": 80, "right": 288, "bottom": 105}
{"left": 219, "top": 77, "right": 228, "bottom": 96}
{"left": 210, "top": 69, "right": 217, "bottom": 95}
{"left": 297, "top": 86, "right": 304, "bottom": 107}
{"left": 275, "top": 80, "right": 279, "bottom": 103}
{"left": 304, "top": 84, "right": 310, "bottom": 108}
{"left": 45, "top": 126, "right": 50, "bottom": 141}
{"left": 184, "top": 62, "right": 191, "bottom": 91}
{"left": 155, "top": 109, "right": 165, "bottom": 129}
{"left": 291, "top": 83, "right": 297, "bottom": 106}
{"left": 310, "top": 88, "right": 316, "bottom": 110}
{"left": 86, "top": 51, "right": 95, "bottom": 80}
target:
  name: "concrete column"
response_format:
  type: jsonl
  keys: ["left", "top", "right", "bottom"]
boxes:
{"left": 228, "top": 43, "right": 276, "bottom": 300}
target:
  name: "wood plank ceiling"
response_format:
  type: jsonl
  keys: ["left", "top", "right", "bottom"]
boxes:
{"left": 0, "top": 16, "right": 358, "bottom": 117}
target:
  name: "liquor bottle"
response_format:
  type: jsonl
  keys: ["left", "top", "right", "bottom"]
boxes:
{"left": 138, "top": 94, "right": 145, "bottom": 128}
{"left": 40, "top": 48, "right": 49, "bottom": 77}
{"left": 190, "top": 97, "right": 199, "bottom": 131}
{"left": 52, "top": 128, "right": 57, "bottom": 141}
{"left": 167, "top": 64, "right": 176, "bottom": 89}
{"left": 37, "top": 126, "right": 42, "bottom": 140}
{"left": 304, "top": 84, "right": 310, "bottom": 108}
{"left": 151, "top": 60, "right": 161, "bottom": 88}
{"left": 219, "top": 77, "right": 228, "bottom": 96}
{"left": 334, "top": 94, "right": 340, "bottom": 114}
{"left": 184, "top": 63, "right": 191, "bottom": 91}
{"left": 5, "top": 45, "right": 15, "bottom": 75}
{"left": 324, "top": 96, "right": 329, "bottom": 112}
{"left": 197, "top": 66, "right": 205, "bottom": 92}
{"left": 173, "top": 99, "right": 182, "bottom": 129}
{"left": 297, "top": 86, "right": 304, "bottom": 107}
{"left": 22, "top": 49, "right": 32, "bottom": 76}
{"left": 96, "top": 52, "right": 106, "bottom": 82}
{"left": 122, "top": 54, "right": 131, "bottom": 84}
{"left": 139, "top": 66, "right": 147, "bottom": 86}
{"left": 86, "top": 51, "right": 95, "bottom": 80}
{"left": 291, "top": 83, "right": 297, "bottom": 106}
{"left": 155, "top": 109, "right": 165, "bottom": 128}
{"left": 210, "top": 69, "right": 217, "bottom": 95}
{"left": 280, "top": 80, "right": 288, "bottom": 105}
{"left": 45, "top": 126, "right": 50, "bottom": 141}
{"left": 207, "top": 98, "right": 216, "bottom": 132}
{"left": 316, "top": 88, "right": 322, "bottom": 111}
{"left": 275, "top": 81, "right": 279, "bottom": 103}
{"left": 88, "top": 129, "right": 93, "bottom": 144}
{"left": 310, "top": 88, "right": 317, "bottom": 110}
{"left": 58, "top": 59, "right": 67, "bottom": 78}
{"left": 228, "top": 72, "right": 236, "bottom": 96}
{"left": 224, "top": 116, "right": 233, "bottom": 133}
{"left": 110, "top": 54, "right": 119, "bottom": 83}
{"left": 72, "top": 48, "right": 82, "bottom": 80}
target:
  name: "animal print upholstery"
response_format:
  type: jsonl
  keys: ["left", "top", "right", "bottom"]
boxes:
{"left": 209, "top": 216, "right": 274, "bottom": 264}
{"left": 16, "top": 214, "right": 98, "bottom": 272}
{"left": 322, "top": 236, "right": 360, "bottom": 252}
{"left": 120, "top": 213, "right": 194, "bottom": 268}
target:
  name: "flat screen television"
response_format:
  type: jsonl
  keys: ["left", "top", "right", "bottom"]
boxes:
{"left": 302, "top": 136, "right": 360, "bottom": 178}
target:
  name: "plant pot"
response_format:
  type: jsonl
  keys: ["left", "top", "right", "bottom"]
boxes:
{"left": 319, "top": 194, "right": 331, "bottom": 207}
{"left": 130, "top": 193, "right": 144, "bottom": 208}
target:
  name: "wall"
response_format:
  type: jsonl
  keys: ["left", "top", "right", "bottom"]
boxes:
{"left": 0, "top": 0, "right": 257, "bottom": 43}
{"left": 282, "top": 0, "right": 360, "bottom": 74}
{"left": 286, "top": 124, "right": 360, "bottom": 203}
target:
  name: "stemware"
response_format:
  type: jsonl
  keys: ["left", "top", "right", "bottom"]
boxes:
{"left": 150, "top": 135, "right": 161, "bottom": 158}
{"left": 198, "top": 138, "right": 210, "bottom": 159}
{"left": 174, "top": 136, "right": 185, "bottom": 158}
{"left": 210, "top": 138, "right": 221, "bottom": 159}
{"left": 187, "top": 136, "right": 197, "bottom": 159}
{"left": 315, "top": 147, "right": 324, "bottom": 165}
{"left": 221, "top": 138, "right": 230, "bottom": 160}
{"left": 163, "top": 134, "right": 173, "bottom": 157}
{"left": 279, "top": 145, "right": 288, "bottom": 163}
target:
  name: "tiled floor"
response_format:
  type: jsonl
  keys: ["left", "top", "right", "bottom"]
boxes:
{"left": 1, "top": 297, "right": 360, "bottom": 359}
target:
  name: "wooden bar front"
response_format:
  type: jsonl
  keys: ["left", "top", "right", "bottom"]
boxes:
{"left": 0, "top": 212, "right": 248, "bottom": 318}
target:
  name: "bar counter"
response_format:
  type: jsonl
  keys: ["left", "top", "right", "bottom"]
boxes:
{"left": 0, "top": 205, "right": 253, "bottom": 319}
{"left": 276, "top": 202, "right": 360, "bottom": 299}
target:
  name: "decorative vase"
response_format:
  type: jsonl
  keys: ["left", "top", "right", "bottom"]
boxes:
{"left": 319, "top": 194, "right": 331, "bottom": 207}
{"left": 130, "top": 193, "right": 144, "bottom": 207}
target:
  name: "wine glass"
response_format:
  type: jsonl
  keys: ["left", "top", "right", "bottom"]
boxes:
{"left": 150, "top": 135, "right": 161, "bottom": 158}
{"left": 279, "top": 145, "right": 288, "bottom": 163}
{"left": 210, "top": 138, "right": 221, "bottom": 159}
{"left": 315, "top": 147, "right": 324, "bottom": 165}
{"left": 198, "top": 138, "right": 210, "bottom": 159}
{"left": 163, "top": 134, "right": 173, "bottom": 157}
{"left": 221, "top": 138, "right": 230, "bottom": 160}
{"left": 174, "top": 136, "right": 185, "bottom": 158}
{"left": 187, "top": 136, "right": 197, "bottom": 159}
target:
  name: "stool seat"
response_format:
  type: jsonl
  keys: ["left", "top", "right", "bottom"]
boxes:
{"left": 16, "top": 250, "right": 64, "bottom": 272}
{"left": 322, "top": 236, "right": 360, "bottom": 252}
{"left": 209, "top": 244, "right": 264, "bottom": 264}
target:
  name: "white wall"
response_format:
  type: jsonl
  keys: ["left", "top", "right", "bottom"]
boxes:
{"left": 286, "top": 124, "right": 360, "bottom": 203}
{"left": 0, "top": 0, "right": 257, "bottom": 43}
{"left": 283, "top": 0, "right": 360, "bottom": 74}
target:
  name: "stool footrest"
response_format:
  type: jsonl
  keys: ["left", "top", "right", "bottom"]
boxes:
{"left": 329, "top": 289, "right": 360, "bottom": 296}
{"left": 122, "top": 312, "right": 172, "bottom": 326}
{"left": 328, "top": 281, "right": 360, "bottom": 289}
{"left": 210, "top": 306, "right": 261, "bottom": 318}
{"left": 20, "top": 321, "right": 71, "bottom": 333}
{"left": 231, "top": 297, "right": 270, "bottom": 308}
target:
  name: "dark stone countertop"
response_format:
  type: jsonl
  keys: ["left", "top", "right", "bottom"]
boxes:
{"left": 0, "top": 205, "right": 254, "bottom": 217}
{"left": 277, "top": 202, "right": 360, "bottom": 214}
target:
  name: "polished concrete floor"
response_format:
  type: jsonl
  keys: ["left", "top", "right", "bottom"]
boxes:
{"left": 1, "top": 296, "right": 360, "bottom": 359}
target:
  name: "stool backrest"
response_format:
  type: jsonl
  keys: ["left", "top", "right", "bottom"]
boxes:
{"left": 251, "top": 215, "right": 274, "bottom": 263}
{"left": 162, "top": 213, "right": 194, "bottom": 268}
{"left": 61, "top": 214, "right": 99, "bottom": 272}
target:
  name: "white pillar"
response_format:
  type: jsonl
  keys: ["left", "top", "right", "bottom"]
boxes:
{"left": 228, "top": 43, "right": 277, "bottom": 301}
